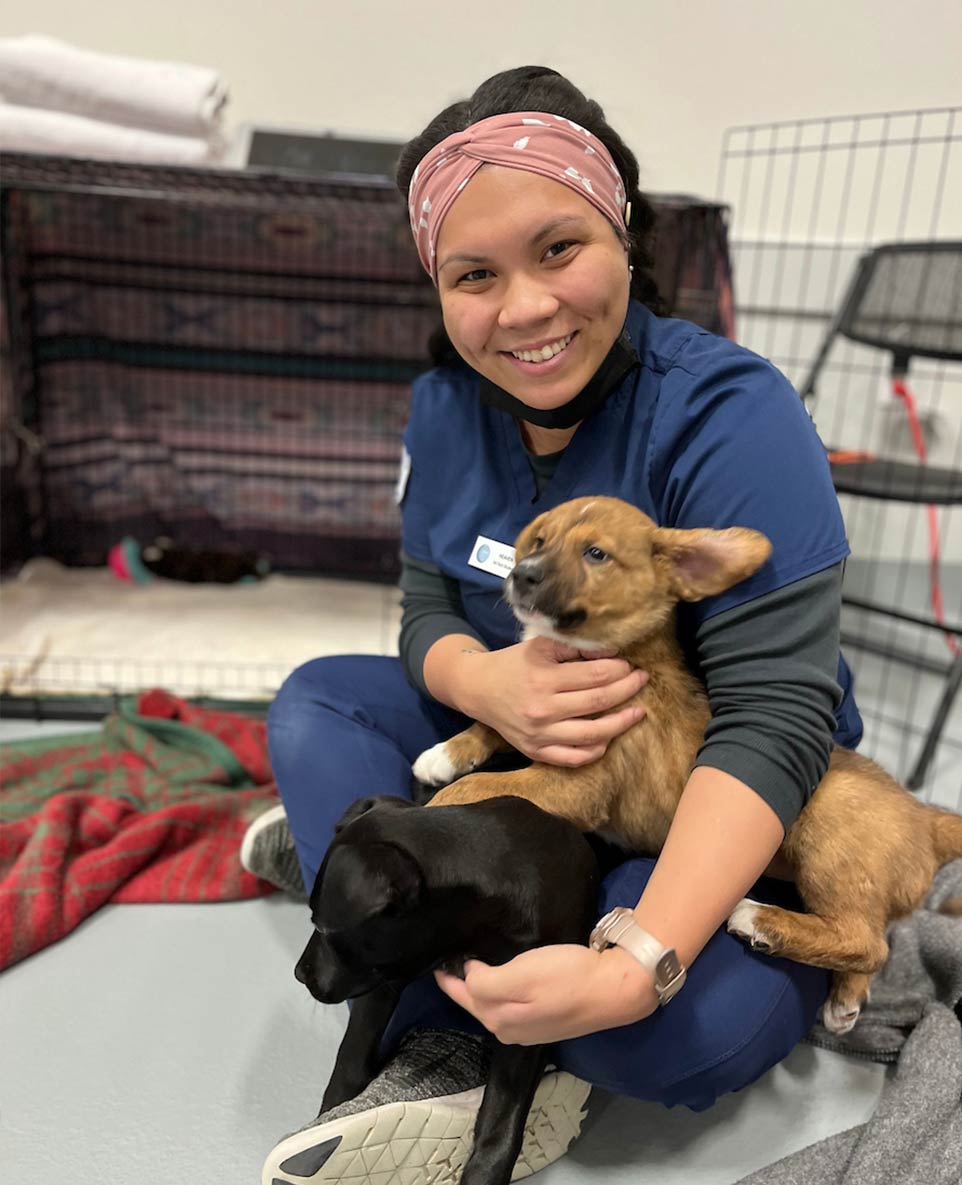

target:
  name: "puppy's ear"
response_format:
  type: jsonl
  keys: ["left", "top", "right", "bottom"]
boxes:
{"left": 651, "top": 527, "right": 772, "bottom": 601}
{"left": 334, "top": 797, "right": 379, "bottom": 834}
{"left": 364, "top": 843, "right": 424, "bottom": 915}
{"left": 334, "top": 795, "right": 414, "bottom": 834}
{"left": 514, "top": 512, "right": 548, "bottom": 554}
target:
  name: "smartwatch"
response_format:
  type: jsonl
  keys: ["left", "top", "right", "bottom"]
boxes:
{"left": 589, "top": 907, "right": 687, "bottom": 1006}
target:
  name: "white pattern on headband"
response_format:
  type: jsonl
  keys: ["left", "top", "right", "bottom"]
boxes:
{"left": 563, "top": 166, "right": 584, "bottom": 181}
{"left": 563, "top": 165, "right": 594, "bottom": 195}
{"left": 553, "top": 116, "right": 589, "bottom": 136}
{"left": 513, "top": 137, "right": 530, "bottom": 150}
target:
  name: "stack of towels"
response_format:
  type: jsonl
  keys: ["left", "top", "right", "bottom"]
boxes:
{"left": 0, "top": 34, "right": 228, "bottom": 165}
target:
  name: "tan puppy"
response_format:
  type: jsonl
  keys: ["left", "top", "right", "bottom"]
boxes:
{"left": 415, "top": 495, "right": 962, "bottom": 1035}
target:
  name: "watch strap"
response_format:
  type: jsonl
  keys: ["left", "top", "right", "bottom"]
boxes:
{"left": 589, "top": 907, "right": 687, "bottom": 1006}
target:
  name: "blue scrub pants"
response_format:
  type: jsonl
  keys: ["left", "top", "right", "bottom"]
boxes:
{"left": 267, "top": 654, "right": 830, "bottom": 1112}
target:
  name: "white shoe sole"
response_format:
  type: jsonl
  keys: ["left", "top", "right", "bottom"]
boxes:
{"left": 262, "top": 1069, "right": 591, "bottom": 1184}
{"left": 240, "top": 802, "right": 289, "bottom": 874}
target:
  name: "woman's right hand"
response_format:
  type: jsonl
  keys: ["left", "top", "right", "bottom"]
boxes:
{"left": 457, "top": 636, "right": 648, "bottom": 767}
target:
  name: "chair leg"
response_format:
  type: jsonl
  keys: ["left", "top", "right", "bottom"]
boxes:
{"left": 907, "top": 654, "right": 962, "bottom": 791}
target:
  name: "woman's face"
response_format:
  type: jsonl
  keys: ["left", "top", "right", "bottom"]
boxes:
{"left": 434, "top": 165, "right": 631, "bottom": 412}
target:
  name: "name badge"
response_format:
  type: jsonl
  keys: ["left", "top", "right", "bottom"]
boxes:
{"left": 394, "top": 446, "right": 412, "bottom": 505}
{"left": 468, "top": 534, "right": 516, "bottom": 579}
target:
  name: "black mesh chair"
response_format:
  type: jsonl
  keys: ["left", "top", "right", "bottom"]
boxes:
{"left": 799, "top": 241, "right": 962, "bottom": 789}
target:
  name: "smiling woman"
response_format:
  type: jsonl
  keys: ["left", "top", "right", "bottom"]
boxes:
{"left": 254, "top": 63, "right": 863, "bottom": 1185}
{"left": 396, "top": 98, "right": 661, "bottom": 455}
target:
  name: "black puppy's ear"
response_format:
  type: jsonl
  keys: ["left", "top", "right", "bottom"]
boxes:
{"left": 334, "top": 797, "right": 379, "bottom": 835}
{"left": 333, "top": 795, "right": 416, "bottom": 835}
{"left": 364, "top": 843, "right": 424, "bottom": 916}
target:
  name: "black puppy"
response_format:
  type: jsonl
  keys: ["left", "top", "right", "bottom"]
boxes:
{"left": 294, "top": 793, "right": 599, "bottom": 1185}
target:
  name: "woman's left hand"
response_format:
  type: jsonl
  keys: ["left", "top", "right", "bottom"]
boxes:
{"left": 434, "top": 943, "right": 659, "bottom": 1045}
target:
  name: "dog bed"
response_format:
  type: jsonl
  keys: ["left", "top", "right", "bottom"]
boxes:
{"left": 0, "top": 557, "right": 400, "bottom": 703}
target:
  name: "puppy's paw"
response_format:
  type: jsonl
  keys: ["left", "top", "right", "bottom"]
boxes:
{"left": 822, "top": 998, "right": 862, "bottom": 1035}
{"left": 412, "top": 741, "right": 458, "bottom": 787}
{"left": 438, "top": 955, "right": 466, "bottom": 979}
{"left": 726, "top": 898, "right": 775, "bottom": 954}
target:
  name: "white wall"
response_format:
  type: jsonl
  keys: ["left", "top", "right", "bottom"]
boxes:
{"left": 2, "top": 0, "right": 960, "bottom": 197}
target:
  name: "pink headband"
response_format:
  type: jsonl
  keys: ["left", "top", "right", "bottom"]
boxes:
{"left": 408, "top": 111, "right": 629, "bottom": 285}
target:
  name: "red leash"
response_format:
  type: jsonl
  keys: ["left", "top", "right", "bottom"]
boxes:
{"left": 891, "top": 378, "right": 961, "bottom": 659}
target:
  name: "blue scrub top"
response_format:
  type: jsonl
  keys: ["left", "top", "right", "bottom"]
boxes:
{"left": 401, "top": 299, "right": 860, "bottom": 741}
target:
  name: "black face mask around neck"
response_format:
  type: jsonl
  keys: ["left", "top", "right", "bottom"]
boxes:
{"left": 476, "top": 327, "right": 640, "bottom": 430}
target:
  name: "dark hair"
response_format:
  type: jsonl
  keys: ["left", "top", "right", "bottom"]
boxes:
{"left": 396, "top": 65, "right": 665, "bottom": 367}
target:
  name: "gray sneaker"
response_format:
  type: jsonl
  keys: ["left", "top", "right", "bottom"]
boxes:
{"left": 261, "top": 1028, "right": 591, "bottom": 1184}
{"left": 240, "top": 803, "right": 308, "bottom": 901}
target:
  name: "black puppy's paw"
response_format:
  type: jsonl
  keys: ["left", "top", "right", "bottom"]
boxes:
{"left": 320, "top": 1073, "right": 369, "bottom": 1115}
{"left": 438, "top": 955, "right": 467, "bottom": 979}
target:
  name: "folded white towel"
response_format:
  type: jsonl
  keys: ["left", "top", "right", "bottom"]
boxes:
{"left": 0, "top": 101, "right": 223, "bottom": 165}
{"left": 0, "top": 34, "right": 228, "bottom": 139}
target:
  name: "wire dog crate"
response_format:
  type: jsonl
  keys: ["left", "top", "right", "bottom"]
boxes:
{"left": 0, "top": 153, "right": 441, "bottom": 580}
{"left": 0, "top": 152, "right": 734, "bottom": 715}
{"left": 718, "top": 106, "right": 962, "bottom": 810}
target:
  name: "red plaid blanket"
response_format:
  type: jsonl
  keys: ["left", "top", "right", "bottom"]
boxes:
{"left": 0, "top": 690, "right": 279, "bottom": 971}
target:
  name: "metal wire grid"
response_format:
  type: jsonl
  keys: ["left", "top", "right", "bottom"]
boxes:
{"left": 717, "top": 106, "right": 962, "bottom": 808}
{"left": 0, "top": 653, "right": 285, "bottom": 711}
{"left": 0, "top": 155, "right": 437, "bottom": 580}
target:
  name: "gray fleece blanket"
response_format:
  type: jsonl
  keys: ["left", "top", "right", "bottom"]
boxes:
{"left": 737, "top": 858, "right": 962, "bottom": 1185}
